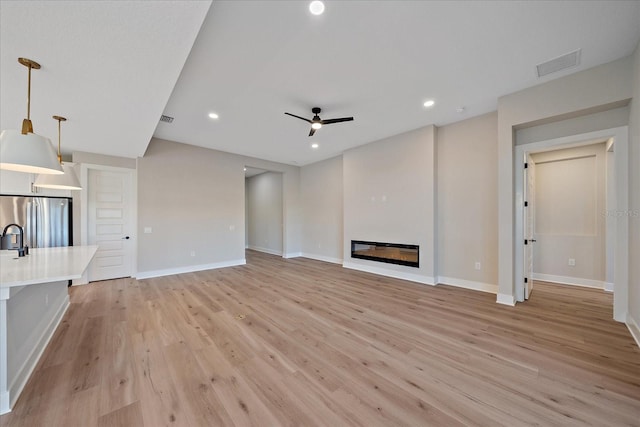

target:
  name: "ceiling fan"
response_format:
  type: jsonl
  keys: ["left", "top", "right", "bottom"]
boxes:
{"left": 285, "top": 107, "right": 354, "bottom": 136}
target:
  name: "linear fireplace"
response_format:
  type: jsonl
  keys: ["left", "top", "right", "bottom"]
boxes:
{"left": 351, "top": 240, "right": 419, "bottom": 268}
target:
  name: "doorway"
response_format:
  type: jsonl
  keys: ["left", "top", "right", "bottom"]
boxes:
{"left": 522, "top": 142, "right": 610, "bottom": 301}
{"left": 244, "top": 167, "right": 284, "bottom": 257}
{"left": 515, "top": 126, "right": 629, "bottom": 322}
{"left": 81, "top": 165, "right": 137, "bottom": 282}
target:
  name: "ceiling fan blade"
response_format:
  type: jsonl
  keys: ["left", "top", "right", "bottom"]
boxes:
{"left": 285, "top": 112, "right": 312, "bottom": 123}
{"left": 321, "top": 117, "right": 354, "bottom": 125}
{"left": 308, "top": 127, "right": 316, "bottom": 137}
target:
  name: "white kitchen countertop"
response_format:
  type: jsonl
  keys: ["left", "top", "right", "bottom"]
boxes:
{"left": 0, "top": 246, "right": 98, "bottom": 289}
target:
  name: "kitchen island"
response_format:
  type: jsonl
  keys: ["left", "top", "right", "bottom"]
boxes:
{"left": 0, "top": 246, "right": 98, "bottom": 414}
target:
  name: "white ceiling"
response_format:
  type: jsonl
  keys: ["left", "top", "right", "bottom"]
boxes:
{"left": 0, "top": 0, "right": 211, "bottom": 158}
{"left": 2, "top": 1, "right": 639, "bottom": 167}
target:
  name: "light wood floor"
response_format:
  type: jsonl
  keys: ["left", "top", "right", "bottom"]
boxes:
{"left": 2, "top": 251, "right": 639, "bottom": 426}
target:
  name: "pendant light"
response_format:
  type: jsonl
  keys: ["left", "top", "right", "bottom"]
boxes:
{"left": 33, "top": 116, "right": 82, "bottom": 190}
{"left": 0, "top": 58, "right": 63, "bottom": 175}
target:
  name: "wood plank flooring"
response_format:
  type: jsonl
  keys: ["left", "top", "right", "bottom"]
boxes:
{"left": 2, "top": 250, "right": 639, "bottom": 426}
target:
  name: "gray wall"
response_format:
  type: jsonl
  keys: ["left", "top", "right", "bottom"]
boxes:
{"left": 300, "top": 156, "right": 343, "bottom": 263}
{"left": 137, "top": 138, "right": 301, "bottom": 276}
{"left": 246, "top": 172, "right": 283, "bottom": 255}
{"left": 497, "top": 55, "right": 634, "bottom": 304}
{"left": 531, "top": 144, "right": 606, "bottom": 285}
{"left": 629, "top": 42, "right": 640, "bottom": 334}
{"left": 516, "top": 106, "right": 629, "bottom": 146}
{"left": 343, "top": 125, "right": 437, "bottom": 283}
{"left": 437, "top": 112, "right": 498, "bottom": 291}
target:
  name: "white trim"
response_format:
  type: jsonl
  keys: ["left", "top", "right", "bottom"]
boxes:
{"left": 247, "top": 245, "right": 282, "bottom": 256}
{"left": 626, "top": 316, "right": 640, "bottom": 349}
{"left": 8, "top": 294, "right": 69, "bottom": 412}
{"left": 604, "top": 282, "right": 614, "bottom": 292}
{"left": 71, "top": 277, "right": 89, "bottom": 286}
{"left": 532, "top": 273, "right": 606, "bottom": 289}
{"left": 283, "top": 252, "right": 302, "bottom": 259}
{"left": 0, "top": 299, "right": 7, "bottom": 415}
{"left": 437, "top": 276, "right": 498, "bottom": 294}
{"left": 136, "top": 259, "right": 246, "bottom": 280}
{"left": 300, "top": 253, "right": 343, "bottom": 264}
{"left": 513, "top": 126, "right": 628, "bottom": 323}
{"left": 496, "top": 293, "right": 516, "bottom": 306}
{"left": 342, "top": 261, "right": 435, "bottom": 286}
{"left": 0, "top": 390, "right": 8, "bottom": 415}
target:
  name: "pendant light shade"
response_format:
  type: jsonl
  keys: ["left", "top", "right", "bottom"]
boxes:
{"left": 0, "top": 58, "right": 64, "bottom": 175}
{"left": 34, "top": 116, "right": 82, "bottom": 190}
{"left": 1, "top": 130, "right": 64, "bottom": 174}
{"left": 33, "top": 162, "right": 81, "bottom": 190}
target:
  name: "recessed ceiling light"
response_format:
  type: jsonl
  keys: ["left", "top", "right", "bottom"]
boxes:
{"left": 243, "top": 167, "right": 247, "bottom": 171}
{"left": 423, "top": 100, "right": 435, "bottom": 108}
{"left": 311, "top": 143, "right": 319, "bottom": 149}
{"left": 208, "top": 112, "right": 219, "bottom": 119}
{"left": 309, "top": 1, "right": 325, "bottom": 15}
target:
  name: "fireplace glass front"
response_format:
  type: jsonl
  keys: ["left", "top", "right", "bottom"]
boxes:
{"left": 351, "top": 240, "right": 419, "bottom": 268}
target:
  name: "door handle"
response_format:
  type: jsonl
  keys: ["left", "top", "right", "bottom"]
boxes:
{"left": 122, "top": 236, "right": 130, "bottom": 240}
{"left": 530, "top": 239, "right": 537, "bottom": 243}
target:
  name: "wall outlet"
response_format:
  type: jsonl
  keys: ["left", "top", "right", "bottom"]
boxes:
{"left": 568, "top": 258, "right": 576, "bottom": 266}
{"left": 45, "top": 294, "right": 49, "bottom": 306}
{"left": 190, "top": 251, "right": 196, "bottom": 257}
{"left": 144, "top": 227, "right": 152, "bottom": 234}
{"left": 229, "top": 225, "right": 235, "bottom": 231}
{"left": 475, "top": 262, "right": 481, "bottom": 270}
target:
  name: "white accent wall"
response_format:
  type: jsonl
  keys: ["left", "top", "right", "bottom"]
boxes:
{"left": 246, "top": 172, "right": 283, "bottom": 256}
{"left": 343, "top": 125, "right": 437, "bottom": 284}
{"left": 531, "top": 144, "right": 607, "bottom": 287}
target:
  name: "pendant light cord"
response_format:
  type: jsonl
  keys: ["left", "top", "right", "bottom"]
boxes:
{"left": 57, "top": 119, "right": 62, "bottom": 163}
{"left": 26, "top": 63, "right": 32, "bottom": 120}
{"left": 52, "top": 116, "right": 67, "bottom": 164}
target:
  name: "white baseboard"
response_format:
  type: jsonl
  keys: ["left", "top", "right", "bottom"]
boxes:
{"left": 496, "top": 293, "right": 516, "bottom": 306}
{"left": 342, "top": 261, "right": 435, "bottom": 286}
{"left": 300, "top": 252, "right": 343, "bottom": 264}
{"left": 0, "top": 390, "right": 8, "bottom": 415}
{"left": 136, "top": 259, "right": 246, "bottom": 280}
{"left": 9, "top": 295, "right": 69, "bottom": 411}
{"left": 627, "top": 316, "right": 640, "bottom": 349}
{"left": 283, "top": 252, "right": 302, "bottom": 259}
{"left": 247, "top": 245, "right": 282, "bottom": 256}
{"left": 532, "top": 273, "right": 605, "bottom": 289}
{"left": 604, "top": 282, "right": 614, "bottom": 292}
{"left": 437, "top": 276, "right": 498, "bottom": 294}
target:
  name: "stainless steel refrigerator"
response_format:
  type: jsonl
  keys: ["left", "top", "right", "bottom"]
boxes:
{"left": 0, "top": 195, "right": 72, "bottom": 249}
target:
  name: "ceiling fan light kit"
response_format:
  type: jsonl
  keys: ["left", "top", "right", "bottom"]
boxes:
{"left": 0, "top": 58, "right": 64, "bottom": 175}
{"left": 284, "top": 107, "right": 353, "bottom": 137}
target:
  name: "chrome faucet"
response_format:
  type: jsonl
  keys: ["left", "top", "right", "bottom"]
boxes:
{"left": 2, "top": 223, "right": 26, "bottom": 257}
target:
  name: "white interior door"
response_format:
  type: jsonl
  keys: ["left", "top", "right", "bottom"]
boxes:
{"left": 524, "top": 153, "right": 536, "bottom": 299}
{"left": 88, "top": 169, "right": 134, "bottom": 281}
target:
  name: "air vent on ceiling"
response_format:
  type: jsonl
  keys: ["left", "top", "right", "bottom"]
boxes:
{"left": 160, "top": 114, "right": 174, "bottom": 123}
{"left": 536, "top": 49, "right": 581, "bottom": 78}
